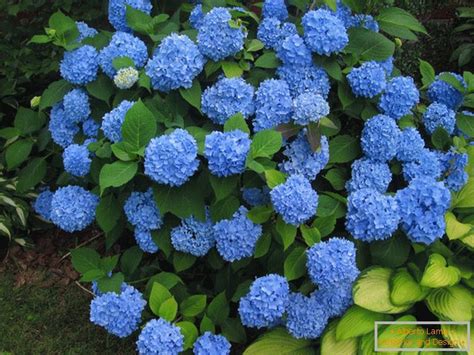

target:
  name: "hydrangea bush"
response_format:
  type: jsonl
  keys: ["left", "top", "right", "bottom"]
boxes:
{"left": 31, "top": 0, "right": 474, "bottom": 353}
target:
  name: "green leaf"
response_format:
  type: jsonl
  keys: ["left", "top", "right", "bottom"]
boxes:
{"left": 254, "top": 232, "right": 272, "bottom": 258}
{"left": 29, "top": 35, "right": 52, "bottom": 44}
{"left": 445, "top": 212, "right": 472, "bottom": 240}
{"left": 328, "top": 135, "right": 360, "bottom": 163}
{"left": 121, "top": 100, "right": 157, "bottom": 152}
{"left": 300, "top": 225, "right": 321, "bottom": 247}
{"left": 210, "top": 195, "right": 240, "bottom": 222}
{"left": 251, "top": 130, "right": 282, "bottom": 158}
{"left": 312, "top": 215, "right": 336, "bottom": 238}
{"left": 112, "top": 56, "right": 135, "bottom": 70}
{"left": 316, "top": 195, "right": 345, "bottom": 218}
{"left": 180, "top": 294, "right": 207, "bottom": 317}
{"left": 224, "top": 113, "right": 250, "bottom": 134}
{"left": 177, "top": 321, "right": 199, "bottom": 351}
{"left": 39, "top": 80, "right": 73, "bottom": 110}
{"left": 321, "top": 321, "right": 358, "bottom": 355}
{"left": 86, "top": 75, "right": 114, "bottom": 103}
{"left": 111, "top": 142, "right": 135, "bottom": 161}
{"left": 100, "top": 255, "right": 119, "bottom": 273}
{"left": 120, "top": 246, "right": 143, "bottom": 275}
{"left": 353, "top": 267, "right": 413, "bottom": 313}
{"left": 186, "top": 126, "right": 208, "bottom": 154}
{"left": 265, "top": 169, "right": 286, "bottom": 188}
{"left": 457, "top": 112, "right": 474, "bottom": 137}
{"left": 0, "top": 127, "right": 21, "bottom": 140}
{"left": 159, "top": 297, "right": 178, "bottom": 322}
{"left": 420, "top": 253, "right": 461, "bottom": 288}
{"left": 284, "top": 246, "right": 307, "bottom": 281}
{"left": 453, "top": 179, "right": 474, "bottom": 208}
{"left": 97, "top": 273, "right": 124, "bottom": 294}
{"left": 324, "top": 0, "right": 337, "bottom": 11}
{"left": 209, "top": 175, "right": 239, "bottom": 201}
{"left": 346, "top": 28, "right": 395, "bottom": 61}
{"left": 222, "top": 318, "right": 247, "bottom": 344}
{"left": 126, "top": 5, "right": 153, "bottom": 34}
{"left": 179, "top": 80, "right": 202, "bottom": 110}
{"left": 254, "top": 52, "right": 280, "bottom": 69}
{"left": 378, "top": 7, "right": 427, "bottom": 34}
{"left": 80, "top": 269, "right": 106, "bottom": 282}
{"left": 370, "top": 234, "right": 411, "bottom": 268}
{"left": 336, "top": 306, "right": 392, "bottom": 341}
{"left": 207, "top": 291, "right": 229, "bottom": 325}
{"left": 70, "top": 247, "right": 101, "bottom": 274}
{"left": 150, "top": 272, "right": 183, "bottom": 290}
{"left": 96, "top": 194, "right": 121, "bottom": 233}
{"left": 149, "top": 282, "right": 172, "bottom": 316}
{"left": 419, "top": 60, "right": 436, "bottom": 87}
{"left": 438, "top": 72, "right": 466, "bottom": 93}
{"left": 173, "top": 252, "right": 196, "bottom": 272}
{"left": 200, "top": 315, "right": 215, "bottom": 334}
{"left": 337, "top": 81, "right": 356, "bottom": 109}
{"left": 276, "top": 217, "right": 297, "bottom": 251}
{"left": 426, "top": 285, "right": 472, "bottom": 321}
{"left": 14, "top": 107, "right": 45, "bottom": 135}
{"left": 48, "top": 10, "right": 79, "bottom": 45}
{"left": 99, "top": 161, "right": 138, "bottom": 193}
{"left": 247, "top": 206, "right": 273, "bottom": 224}
{"left": 377, "top": 315, "right": 417, "bottom": 351}
{"left": 247, "top": 39, "right": 264, "bottom": 52}
{"left": 6, "top": 139, "right": 33, "bottom": 170}
{"left": 17, "top": 158, "right": 47, "bottom": 192}
{"left": 324, "top": 168, "right": 347, "bottom": 191}
{"left": 222, "top": 61, "right": 244, "bottom": 78}
{"left": 431, "top": 127, "right": 451, "bottom": 150}
{"left": 244, "top": 328, "right": 315, "bottom": 355}
{"left": 390, "top": 268, "right": 425, "bottom": 306}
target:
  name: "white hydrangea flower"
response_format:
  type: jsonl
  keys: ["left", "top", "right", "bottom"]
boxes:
{"left": 113, "top": 67, "right": 139, "bottom": 89}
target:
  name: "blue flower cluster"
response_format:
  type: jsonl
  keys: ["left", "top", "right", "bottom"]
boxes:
{"left": 312, "top": 283, "right": 353, "bottom": 318}
{"left": 302, "top": 9, "right": 348, "bottom": 56}
{"left": 347, "top": 61, "right": 387, "bottom": 98}
{"left": 193, "top": 332, "right": 231, "bottom": 355}
{"left": 396, "top": 178, "right": 451, "bottom": 244}
{"left": 190, "top": 4, "right": 204, "bottom": 29}
{"left": 279, "top": 131, "right": 329, "bottom": 181}
{"left": 402, "top": 149, "right": 442, "bottom": 182}
{"left": 276, "top": 34, "right": 312, "bottom": 67}
{"left": 144, "top": 129, "right": 200, "bottom": 186}
{"left": 197, "top": 7, "right": 246, "bottom": 61}
{"left": 60, "top": 45, "right": 99, "bottom": 85}
{"left": 49, "top": 103, "right": 80, "bottom": 147}
{"left": 134, "top": 229, "right": 159, "bottom": 254}
{"left": 50, "top": 186, "right": 99, "bottom": 233}
{"left": 101, "top": 100, "right": 134, "bottom": 143}
{"left": 34, "top": 189, "right": 53, "bottom": 221}
{"left": 76, "top": 21, "right": 98, "bottom": 42}
{"left": 171, "top": 210, "right": 215, "bottom": 257}
{"left": 63, "top": 144, "right": 91, "bottom": 177}
{"left": 257, "top": 18, "right": 297, "bottom": 50}
{"left": 214, "top": 206, "right": 262, "bottom": 261}
{"left": 82, "top": 118, "right": 99, "bottom": 138}
{"left": 136, "top": 319, "right": 183, "bottom": 354}
{"left": 108, "top": 0, "right": 152, "bottom": 32}
{"left": 379, "top": 56, "right": 394, "bottom": 76}
{"left": 427, "top": 72, "right": 465, "bottom": 109}
{"left": 201, "top": 77, "right": 255, "bottom": 124}
{"left": 354, "top": 14, "right": 379, "bottom": 32}
{"left": 361, "top": 114, "right": 401, "bottom": 161}
{"left": 253, "top": 79, "right": 293, "bottom": 131}
{"left": 346, "top": 158, "right": 392, "bottom": 193}
{"left": 439, "top": 151, "right": 468, "bottom": 191}
{"left": 325, "top": 0, "right": 354, "bottom": 28}
{"left": 285, "top": 292, "right": 328, "bottom": 339}
{"left": 379, "top": 76, "right": 420, "bottom": 119}
{"left": 204, "top": 130, "right": 251, "bottom": 177}
{"left": 124, "top": 189, "right": 162, "bottom": 231}
{"left": 62, "top": 89, "right": 90, "bottom": 124}
{"left": 239, "top": 274, "right": 289, "bottom": 328}
{"left": 270, "top": 175, "right": 318, "bottom": 226}
{"left": 277, "top": 64, "right": 330, "bottom": 98}
{"left": 146, "top": 34, "right": 205, "bottom": 92}
{"left": 242, "top": 187, "right": 271, "bottom": 207}
{"left": 346, "top": 188, "right": 400, "bottom": 241}
{"left": 262, "top": 0, "right": 288, "bottom": 21}
{"left": 292, "top": 92, "right": 329, "bottom": 125}
{"left": 396, "top": 127, "right": 425, "bottom": 162}
{"left": 99, "top": 32, "right": 148, "bottom": 78}
{"left": 423, "top": 102, "right": 456, "bottom": 135}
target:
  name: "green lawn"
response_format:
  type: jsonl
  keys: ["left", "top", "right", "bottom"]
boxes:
{"left": 0, "top": 273, "right": 135, "bottom": 355}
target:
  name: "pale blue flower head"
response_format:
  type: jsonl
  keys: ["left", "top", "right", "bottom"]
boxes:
{"left": 396, "top": 127, "right": 425, "bottom": 162}
{"left": 361, "top": 114, "right": 401, "bottom": 162}
{"left": 277, "top": 64, "right": 330, "bottom": 98}
{"left": 262, "top": 0, "right": 288, "bottom": 21}
{"left": 124, "top": 188, "right": 162, "bottom": 231}
{"left": 423, "top": 102, "right": 456, "bottom": 135}
{"left": 134, "top": 229, "right": 159, "bottom": 254}
{"left": 193, "top": 332, "right": 231, "bottom": 355}
{"left": 285, "top": 292, "right": 328, "bottom": 339}
{"left": 346, "top": 158, "right": 392, "bottom": 193}
{"left": 402, "top": 149, "right": 442, "bottom": 182}
{"left": 60, "top": 45, "right": 99, "bottom": 85}
{"left": 292, "top": 92, "right": 329, "bottom": 125}
{"left": 347, "top": 61, "right": 387, "bottom": 98}
{"left": 63, "top": 144, "right": 91, "bottom": 177}
{"left": 101, "top": 100, "right": 134, "bottom": 143}
{"left": 108, "top": 0, "right": 152, "bottom": 32}
{"left": 427, "top": 72, "right": 465, "bottom": 109}
{"left": 276, "top": 34, "right": 313, "bottom": 67}
{"left": 171, "top": 210, "right": 215, "bottom": 257}
{"left": 34, "top": 189, "right": 53, "bottom": 221}
{"left": 379, "top": 76, "right": 420, "bottom": 119}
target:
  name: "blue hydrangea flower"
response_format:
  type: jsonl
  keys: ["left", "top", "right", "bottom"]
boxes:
{"left": 270, "top": 174, "right": 318, "bottom": 226}
{"left": 242, "top": 187, "right": 271, "bottom": 207}
{"left": 396, "top": 127, "right": 425, "bottom": 162}
{"left": 60, "top": 45, "right": 99, "bottom": 85}
{"left": 427, "top": 72, "right": 466, "bottom": 109}
{"left": 302, "top": 9, "right": 348, "bottom": 56}
{"left": 201, "top": 77, "right": 255, "bottom": 125}
{"left": 253, "top": 79, "right": 293, "bottom": 131}
{"left": 134, "top": 229, "right": 159, "bottom": 254}
{"left": 361, "top": 114, "right": 401, "bottom": 162}
{"left": 76, "top": 21, "right": 98, "bottom": 42}
{"left": 34, "top": 189, "right": 53, "bottom": 221}
{"left": 324, "top": 0, "right": 355, "bottom": 28}
{"left": 197, "top": 7, "right": 246, "bottom": 61}
{"left": 402, "top": 149, "right": 442, "bottom": 182}
{"left": 439, "top": 151, "right": 468, "bottom": 191}
{"left": 379, "top": 76, "right": 420, "bottom": 119}
{"left": 285, "top": 293, "right": 329, "bottom": 339}
{"left": 204, "top": 130, "right": 251, "bottom": 177}
{"left": 239, "top": 274, "right": 289, "bottom": 329}
{"left": 63, "top": 89, "right": 90, "bottom": 124}
{"left": 257, "top": 18, "right": 297, "bottom": 49}
{"left": 114, "top": 67, "right": 139, "bottom": 89}
{"left": 262, "top": 0, "right": 288, "bottom": 20}
{"left": 108, "top": 0, "right": 152, "bottom": 32}
{"left": 99, "top": 32, "right": 148, "bottom": 78}
{"left": 346, "top": 188, "right": 400, "bottom": 242}
{"left": 49, "top": 104, "right": 80, "bottom": 147}
{"left": 124, "top": 188, "right": 162, "bottom": 230}
{"left": 193, "top": 332, "right": 231, "bottom": 355}
{"left": 144, "top": 129, "right": 200, "bottom": 187}
{"left": 354, "top": 14, "right": 379, "bottom": 32}
{"left": 214, "top": 206, "right": 262, "bottom": 262}
{"left": 396, "top": 178, "right": 451, "bottom": 244}
{"left": 146, "top": 34, "right": 205, "bottom": 92}
{"left": 190, "top": 4, "right": 204, "bottom": 29}
{"left": 347, "top": 61, "right": 387, "bottom": 98}
{"left": 346, "top": 158, "right": 392, "bottom": 193}
{"left": 306, "top": 237, "right": 359, "bottom": 289}
{"left": 292, "top": 92, "right": 329, "bottom": 125}
{"left": 378, "top": 56, "right": 394, "bottom": 76}
{"left": 137, "top": 319, "right": 183, "bottom": 355}
{"left": 171, "top": 211, "right": 215, "bottom": 257}
{"left": 279, "top": 131, "right": 329, "bottom": 181}
{"left": 311, "top": 283, "right": 353, "bottom": 318}
{"left": 82, "top": 118, "right": 100, "bottom": 138}
{"left": 50, "top": 186, "right": 99, "bottom": 233}
{"left": 63, "top": 144, "right": 91, "bottom": 177}
{"left": 277, "top": 64, "right": 330, "bottom": 98}
{"left": 276, "top": 34, "right": 312, "bottom": 67}
{"left": 101, "top": 100, "right": 134, "bottom": 143}
{"left": 423, "top": 102, "right": 456, "bottom": 135}
{"left": 90, "top": 284, "right": 146, "bottom": 338}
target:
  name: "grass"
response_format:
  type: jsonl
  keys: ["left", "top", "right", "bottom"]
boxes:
{"left": 0, "top": 273, "right": 135, "bottom": 355}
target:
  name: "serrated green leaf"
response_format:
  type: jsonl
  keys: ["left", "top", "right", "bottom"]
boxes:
{"left": 180, "top": 295, "right": 207, "bottom": 317}
{"left": 159, "top": 296, "right": 178, "bottom": 321}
